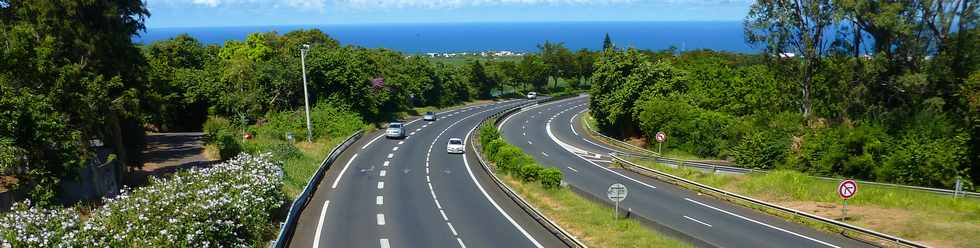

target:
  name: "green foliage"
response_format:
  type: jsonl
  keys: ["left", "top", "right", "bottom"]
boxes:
{"left": 731, "top": 131, "right": 787, "bottom": 170}
{"left": 203, "top": 117, "right": 241, "bottom": 160}
{"left": 538, "top": 168, "right": 563, "bottom": 189}
{"left": 0, "top": 0, "right": 150, "bottom": 203}
{"left": 633, "top": 96, "right": 738, "bottom": 157}
{"left": 479, "top": 123, "right": 563, "bottom": 189}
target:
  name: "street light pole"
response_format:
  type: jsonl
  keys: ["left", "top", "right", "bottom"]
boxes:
{"left": 301, "top": 44, "right": 313, "bottom": 143}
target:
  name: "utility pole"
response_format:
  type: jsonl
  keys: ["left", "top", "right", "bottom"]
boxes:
{"left": 301, "top": 44, "right": 313, "bottom": 143}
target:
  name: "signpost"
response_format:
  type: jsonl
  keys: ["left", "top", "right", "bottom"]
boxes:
{"left": 655, "top": 131, "right": 667, "bottom": 154}
{"left": 837, "top": 179, "right": 858, "bottom": 221}
{"left": 955, "top": 178, "right": 963, "bottom": 199}
{"left": 607, "top": 183, "right": 628, "bottom": 219}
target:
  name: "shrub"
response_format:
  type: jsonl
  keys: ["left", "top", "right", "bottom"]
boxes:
{"left": 0, "top": 153, "right": 285, "bottom": 247}
{"left": 203, "top": 116, "right": 232, "bottom": 142}
{"left": 731, "top": 131, "right": 787, "bottom": 170}
{"left": 518, "top": 164, "right": 542, "bottom": 182}
{"left": 215, "top": 130, "right": 242, "bottom": 160}
{"left": 254, "top": 102, "right": 363, "bottom": 141}
{"left": 539, "top": 168, "right": 563, "bottom": 189}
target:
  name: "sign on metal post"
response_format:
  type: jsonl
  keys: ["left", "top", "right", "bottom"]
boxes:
{"left": 655, "top": 131, "right": 667, "bottom": 154}
{"left": 838, "top": 179, "right": 857, "bottom": 221}
{"left": 607, "top": 183, "right": 628, "bottom": 219}
{"left": 955, "top": 178, "right": 963, "bottom": 199}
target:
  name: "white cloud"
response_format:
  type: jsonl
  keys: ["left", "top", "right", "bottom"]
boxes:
{"left": 339, "top": 0, "right": 637, "bottom": 9}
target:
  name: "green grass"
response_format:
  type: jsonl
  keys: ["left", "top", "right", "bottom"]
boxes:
{"left": 626, "top": 158, "right": 980, "bottom": 248}
{"left": 498, "top": 174, "right": 691, "bottom": 248}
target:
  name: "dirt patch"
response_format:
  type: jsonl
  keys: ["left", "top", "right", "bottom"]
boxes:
{"left": 131, "top": 132, "right": 214, "bottom": 186}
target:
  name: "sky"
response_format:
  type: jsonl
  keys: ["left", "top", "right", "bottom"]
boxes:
{"left": 146, "top": 0, "right": 753, "bottom": 28}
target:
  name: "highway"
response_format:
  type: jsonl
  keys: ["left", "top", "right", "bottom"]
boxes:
{"left": 498, "top": 95, "right": 876, "bottom": 248}
{"left": 290, "top": 99, "right": 566, "bottom": 248}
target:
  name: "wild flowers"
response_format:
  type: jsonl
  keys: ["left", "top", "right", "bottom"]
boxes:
{"left": 0, "top": 153, "right": 285, "bottom": 247}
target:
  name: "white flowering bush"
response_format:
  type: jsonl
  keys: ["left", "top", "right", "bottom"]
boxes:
{"left": 0, "top": 153, "right": 285, "bottom": 247}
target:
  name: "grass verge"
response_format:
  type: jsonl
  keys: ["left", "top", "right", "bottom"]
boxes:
{"left": 625, "top": 158, "right": 980, "bottom": 248}
{"left": 497, "top": 173, "right": 690, "bottom": 248}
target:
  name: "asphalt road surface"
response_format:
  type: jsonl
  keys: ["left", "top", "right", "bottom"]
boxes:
{"left": 498, "top": 95, "right": 876, "bottom": 248}
{"left": 290, "top": 99, "right": 566, "bottom": 248}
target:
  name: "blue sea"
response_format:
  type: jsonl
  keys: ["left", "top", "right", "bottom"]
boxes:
{"left": 134, "top": 21, "right": 757, "bottom": 54}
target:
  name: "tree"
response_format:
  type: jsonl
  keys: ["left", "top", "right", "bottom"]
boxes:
{"left": 603, "top": 33, "right": 615, "bottom": 51}
{"left": 745, "top": 0, "right": 836, "bottom": 117}
{"left": 470, "top": 60, "right": 496, "bottom": 99}
{"left": 538, "top": 41, "right": 574, "bottom": 91}
{"left": 518, "top": 54, "right": 549, "bottom": 92}
{"left": 0, "top": 0, "right": 150, "bottom": 204}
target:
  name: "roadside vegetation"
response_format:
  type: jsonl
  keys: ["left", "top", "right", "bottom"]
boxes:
{"left": 478, "top": 123, "right": 689, "bottom": 247}
{"left": 0, "top": 153, "right": 284, "bottom": 247}
{"left": 624, "top": 158, "right": 980, "bottom": 248}
{"left": 588, "top": 2, "right": 979, "bottom": 191}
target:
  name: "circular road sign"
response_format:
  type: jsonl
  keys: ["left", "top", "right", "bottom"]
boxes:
{"left": 838, "top": 180, "right": 858, "bottom": 200}
{"left": 655, "top": 131, "right": 667, "bottom": 143}
{"left": 607, "top": 183, "right": 628, "bottom": 202}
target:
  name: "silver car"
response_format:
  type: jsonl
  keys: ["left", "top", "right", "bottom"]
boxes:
{"left": 423, "top": 111, "right": 436, "bottom": 121}
{"left": 385, "top": 122, "right": 406, "bottom": 139}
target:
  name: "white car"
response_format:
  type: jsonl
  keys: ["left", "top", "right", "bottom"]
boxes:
{"left": 423, "top": 111, "right": 436, "bottom": 121}
{"left": 526, "top": 91, "right": 537, "bottom": 99}
{"left": 385, "top": 122, "right": 406, "bottom": 139}
{"left": 446, "top": 138, "right": 464, "bottom": 154}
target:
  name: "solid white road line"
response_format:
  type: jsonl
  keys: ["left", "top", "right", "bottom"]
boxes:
{"left": 566, "top": 166, "right": 579, "bottom": 173}
{"left": 377, "top": 214, "right": 386, "bottom": 225}
{"left": 684, "top": 215, "right": 713, "bottom": 227}
{"left": 545, "top": 120, "right": 658, "bottom": 190}
{"left": 380, "top": 239, "right": 390, "bottom": 248}
{"left": 362, "top": 134, "right": 385, "bottom": 150}
{"left": 330, "top": 154, "right": 359, "bottom": 189}
{"left": 377, "top": 196, "right": 384, "bottom": 205}
{"left": 462, "top": 124, "right": 544, "bottom": 248}
{"left": 440, "top": 210, "right": 449, "bottom": 221}
{"left": 684, "top": 198, "right": 839, "bottom": 248}
{"left": 312, "top": 200, "right": 330, "bottom": 248}
{"left": 377, "top": 181, "right": 384, "bottom": 189}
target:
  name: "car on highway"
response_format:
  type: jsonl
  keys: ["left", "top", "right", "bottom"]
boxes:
{"left": 526, "top": 91, "right": 537, "bottom": 99}
{"left": 423, "top": 111, "right": 436, "bottom": 121}
{"left": 385, "top": 122, "right": 406, "bottom": 139}
{"left": 446, "top": 138, "right": 464, "bottom": 154}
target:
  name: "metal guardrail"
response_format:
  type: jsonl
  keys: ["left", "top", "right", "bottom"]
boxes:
{"left": 469, "top": 99, "right": 588, "bottom": 248}
{"left": 612, "top": 155, "right": 928, "bottom": 248}
{"left": 274, "top": 130, "right": 364, "bottom": 248}
{"left": 579, "top": 111, "right": 979, "bottom": 198}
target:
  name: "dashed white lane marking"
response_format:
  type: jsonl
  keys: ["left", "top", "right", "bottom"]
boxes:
{"left": 387, "top": 153, "right": 394, "bottom": 159}
{"left": 541, "top": 152, "right": 549, "bottom": 157}
{"left": 384, "top": 161, "right": 390, "bottom": 167}
{"left": 377, "top": 214, "right": 386, "bottom": 225}
{"left": 312, "top": 200, "right": 329, "bottom": 248}
{"left": 398, "top": 141, "right": 404, "bottom": 145}
{"left": 380, "top": 239, "right": 390, "bottom": 248}
{"left": 684, "top": 198, "right": 839, "bottom": 248}
{"left": 523, "top": 132, "right": 526, "bottom": 136}
{"left": 362, "top": 134, "right": 385, "bottom": 149}
{"left": 566, "top": 166, "right": 579, "bottom": 173}
{"left": 447, "top": 222, "right": 459, "bottom": 236}
{"left": 377, "top": 196, "right": 384, "bottom": 205}
{"left": 380, "top": 170, "right": 387, "bottom": 177}
{"left": 410, "top": 132, "right": 416, "bottom": 135}
{"left": 527, "top": 140, "right": 533, "bottom": 145}
{"left": 377, "top": 181, "right": 384, "bottom": 189}
{"left": 684, "top": 215, "right": 713, "bottom": 227}
{"left": 426, "top": 175, "right": 431, "bottom": 182}
{"left": 416, "top": 128, "right": 422, "bottom": 132}
{"left": 545, "top": 118, "right": 659, "bottom": 190}
{"left": 330, "top": 154, "right": 359, "bottom": 189}
{"left": 423, "top": 124, "right": 428, "bottom": 128}
{"left": 392, "top": 147, "right": 399, "bottom": 151}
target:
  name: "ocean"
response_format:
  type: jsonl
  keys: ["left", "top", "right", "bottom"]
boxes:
{"left": 133, "top": 21, "right": 757, "bottom": 54}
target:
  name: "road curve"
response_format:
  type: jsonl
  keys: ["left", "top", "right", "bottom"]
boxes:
{"left": 290, "top": 99, "right": 566, "bottom": 248}
{"left": 499, "top": 95, "right": 876, "bottom": 248}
